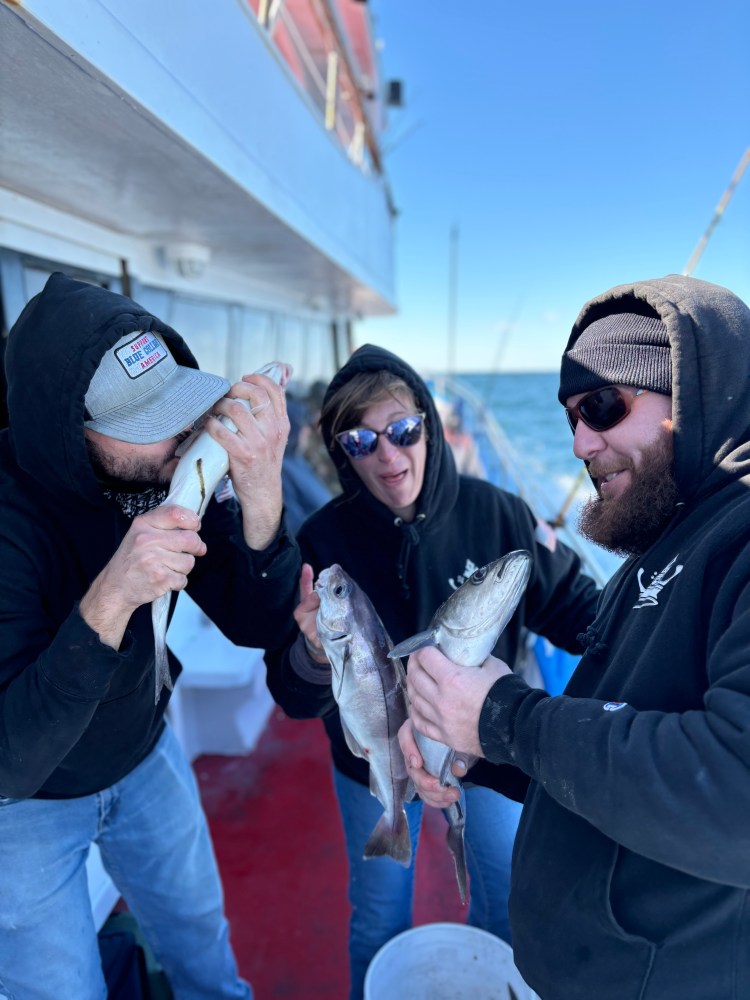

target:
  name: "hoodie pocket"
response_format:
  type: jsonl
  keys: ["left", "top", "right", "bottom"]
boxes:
{"left": 511, "top": 797, "right": 657, "bottom": 999}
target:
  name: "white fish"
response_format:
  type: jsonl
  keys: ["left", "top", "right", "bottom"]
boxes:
{"left": 316, "top": 564, "right": 414, "bottom": 866}
{"left": 389, "top": 550, "right": 532, "bottom": 902}
{"left": 151, "top": 361, "right": 292, "bottom": 703}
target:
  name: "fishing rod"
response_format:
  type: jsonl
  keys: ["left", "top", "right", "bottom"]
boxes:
{"left": 683, "top": 147, "right": 749, "bottom": 277}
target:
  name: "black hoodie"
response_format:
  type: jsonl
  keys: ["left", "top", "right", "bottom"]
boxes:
{"left": 476, "top": 275, "right": 750, "bottom": 999}
{"left": 0, "top": 273, "right": 299, "bottom": 799}
{"left": 264, "top": 344, "right": 599, "bottom": 789}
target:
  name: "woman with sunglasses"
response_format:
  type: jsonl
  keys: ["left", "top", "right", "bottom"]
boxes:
{"left": 264, "top": 343, "right": 600, "bottom": 1000}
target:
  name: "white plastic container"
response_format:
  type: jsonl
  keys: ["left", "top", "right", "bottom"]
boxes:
{"left": 363, "top": 922, "right": 537, "bottom": 1000}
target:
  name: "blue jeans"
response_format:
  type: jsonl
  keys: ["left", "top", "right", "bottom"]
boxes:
{"left": 333, "top": 767, "right": 522, "bottom": 1000}
{"left": 0, "top": 724, "right": 250, "bottom": 1000}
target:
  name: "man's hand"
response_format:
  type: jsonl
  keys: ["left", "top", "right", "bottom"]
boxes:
{"left": 294, "top": 563, "right": 328, "bottom": 663}
{"left": 407, "top": 646, "right": 511, "bottom": 758}
{"left": 398, "top": 718, "right": 462, "bottom": 808}
{"left": 206, "top": 372, "right": 289, "bottom": 550}
{"left": 80, "top": 505, "right": 205, "bottom": 648}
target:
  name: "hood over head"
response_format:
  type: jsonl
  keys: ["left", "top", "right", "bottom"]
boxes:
{"left": 558, "top": 274, "right": 750, "bottom": 505}
{"left": 319, "top": 344, "right": 458, "bottom": 525}
{"left": 4, "top": 272, "right": 225, "bottom": 505}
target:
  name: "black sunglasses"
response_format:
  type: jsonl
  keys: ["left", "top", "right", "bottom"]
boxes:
{"left": 565, "top": 386, "right": 648, "bottom": 433}
{"left": 335, "top": 412, "right": 426, "bottom": 459}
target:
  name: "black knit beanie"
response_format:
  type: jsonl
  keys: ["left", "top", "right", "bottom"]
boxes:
{"left": 558, "top": 313, "right": 671, "bottom": 403}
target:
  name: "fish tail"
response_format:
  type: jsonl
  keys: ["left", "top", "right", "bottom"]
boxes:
{"left": 445, "top": 800, "right": 468, "bottom": 905}
{"left": 151, "top": 594, "right": 174, "bottom": 704}
{"left": 363, "top": 806, "right": 412, "bottom": 868}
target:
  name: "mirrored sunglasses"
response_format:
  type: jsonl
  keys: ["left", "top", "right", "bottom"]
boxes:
{"left": 335, "top": 412, "right": 426, "bottom": 459}
{"left": 565, "top": 386, "right": 648, "bottom": 434}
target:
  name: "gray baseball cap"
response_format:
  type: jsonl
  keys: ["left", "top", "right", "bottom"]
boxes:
{"left": 84, "top": 330, "right": 230, "bottom": 444}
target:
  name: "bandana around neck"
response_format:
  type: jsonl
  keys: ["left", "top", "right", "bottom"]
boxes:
{"left": 103, "top": 486, "right": 168, "bottom": 519}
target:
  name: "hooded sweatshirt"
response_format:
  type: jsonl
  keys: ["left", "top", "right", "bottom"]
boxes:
{"left": 264, "top": 344, "right": 599, "bottom": 790}
{"left": 0, "top": 272, "right": 299, "bottom": 800}
{"left": 476, "top": 275, "right": 750, "bottom": 999}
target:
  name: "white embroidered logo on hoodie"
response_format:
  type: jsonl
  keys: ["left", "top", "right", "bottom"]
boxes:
{"left": 633, "top": 555, "right": 683, "bottom": 609}
{"left": 449, "top": 558, "right": 478, "bottom": 591}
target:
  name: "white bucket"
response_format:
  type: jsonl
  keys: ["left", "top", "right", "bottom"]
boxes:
{"left": 363, "top": 922, "right": 537, "bottom": 1000}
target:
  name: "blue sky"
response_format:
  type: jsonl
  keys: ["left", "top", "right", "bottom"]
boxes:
{"left": 360, "top": 0, "right": 750, "bottom": 373}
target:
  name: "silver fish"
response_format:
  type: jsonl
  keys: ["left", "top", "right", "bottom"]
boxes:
{"left": 389, "top": 549, "right": 532, "bottom": 902}
{"left": 316, "top": 564, "right": 414, "bottom": 866}
{"left": 151, "top": 361, "right": 292, "bottom": 703}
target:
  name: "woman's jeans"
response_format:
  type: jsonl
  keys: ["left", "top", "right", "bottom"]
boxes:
{"left": 0, "top": 724, "right": 250, "bottom": 1000}
{"left": 333, "top": 767, "right": 522, "bottom": 1000}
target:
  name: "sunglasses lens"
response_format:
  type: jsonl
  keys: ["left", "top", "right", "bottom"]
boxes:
{"left": 337, "top": 429, "right": 378, "bottom": 458}
{"left": 336, "top": 414, "right": 425, "bottom": 459}
{"left": 579, "top": 388, "right": 628, "bottom": 430}
{"left": 386, "top": 414, "right": 424, "bottom": 447}
{"left": 568, "top": 387, "right": 629, "bottom": 433}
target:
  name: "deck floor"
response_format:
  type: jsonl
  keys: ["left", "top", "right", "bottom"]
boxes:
{"left": 195, "top": 707, "right": 467, "bottom": 999}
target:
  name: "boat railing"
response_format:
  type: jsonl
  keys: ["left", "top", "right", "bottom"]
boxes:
{"left": 431, "top": 375, "right": 613, "bottom": 590}
{"left": 249, "top": 0, "right": 384, "bottom": 174}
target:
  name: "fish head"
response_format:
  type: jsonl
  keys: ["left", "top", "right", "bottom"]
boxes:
{"left": 315, "top": 564, "right": 356, "bottom": 646}
{"left": 436, "top": 549, "right": 532, "bottom": 664}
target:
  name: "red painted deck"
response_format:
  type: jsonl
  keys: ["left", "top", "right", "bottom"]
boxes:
{"left": 195, "top": 707, "right": 467, "bottom": 999}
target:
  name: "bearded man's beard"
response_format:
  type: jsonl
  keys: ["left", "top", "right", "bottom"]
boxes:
{"left": 85, "top": 437, "right": 177, "bottom": 492}
{"left": 577, "top": 432, "right": 678, "bottom": 558}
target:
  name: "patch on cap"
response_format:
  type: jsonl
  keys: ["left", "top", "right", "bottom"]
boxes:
{"left": 115, "top": 332, "right": 169, "bottom": 378}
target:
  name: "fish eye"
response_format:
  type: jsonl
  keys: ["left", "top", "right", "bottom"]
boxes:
{"left": 333, "top": 583, "right": 348, "bottom": 598}
{"left": 470, "top": 567, "right": 488, "bottom": 585}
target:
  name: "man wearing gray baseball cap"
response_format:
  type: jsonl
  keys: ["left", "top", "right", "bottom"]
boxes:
{"left": 0, "top": 272, "right": 300, "bottom": 999}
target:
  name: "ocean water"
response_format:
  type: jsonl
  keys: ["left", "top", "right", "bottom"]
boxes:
{"left": 449, "top": 371, "right": 622, "bottom": 582}
{"left": 460, "top": 372, "right": 579, "bottom": 516}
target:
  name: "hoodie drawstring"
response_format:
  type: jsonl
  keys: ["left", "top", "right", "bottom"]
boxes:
{"left": 394, "top": 514, "right": 426, "bottom": 599}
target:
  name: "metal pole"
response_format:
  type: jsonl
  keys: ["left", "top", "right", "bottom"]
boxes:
{"left": 325, "top": 51, "right": 339, "bottom": 132}
{"left": 447, "top": 224, "right": 459, "bottom": 375}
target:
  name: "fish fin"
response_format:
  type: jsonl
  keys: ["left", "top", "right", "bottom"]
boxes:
{"left": 388, "top": 629, "right": 438, "bottom": 659}
{"left": 390, "top": 650, "right": 408, "bottom": 689}
{"left": 445, "top": 796, "right": 468, "bottom": 905}
{"left": 151, "top": 594, "right": 174, "bottom": 705}
{"left": 340, "top": 717, "right": 365, "bottom": 759}
{"left": 363, "top": 806, "right": 412, "bottom": 868}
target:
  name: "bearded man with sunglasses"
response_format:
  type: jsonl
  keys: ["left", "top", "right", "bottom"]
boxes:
{"left": 264, "top": 343, "right": 600, "bottom": 1000}
{"left": 401, "top": 274, "right": 750, "bottom": 1000}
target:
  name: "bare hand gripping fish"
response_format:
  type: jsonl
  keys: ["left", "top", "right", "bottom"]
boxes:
{"left": 388, "top": 549, "right": 532, "bottom": 903}
{"left": 151, "top": 361, "right": 292, "bottom": 703}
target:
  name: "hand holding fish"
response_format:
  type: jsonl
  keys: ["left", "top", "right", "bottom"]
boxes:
{"left": 150, "top": 360, "right": 292, "bottom": 703}
{"left": 389, "top": 550, "right": 531, "bottom": 903}
{"left": 203, "top": 371, "right": 289, "bottom": 551}
{"left": 294, "top": 563, "right": 328, "bottom": 663}
{"left": 398, "top": 718, "right": 463, "bottom": 809}
{"left": 80, "top": 504, "right": 206, "bottom": 650}
{"left": 407, "top": 645, "right": 511, "bottom": 758}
